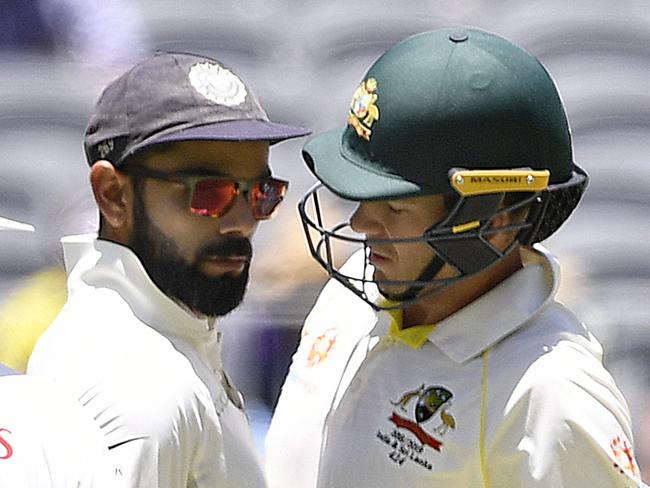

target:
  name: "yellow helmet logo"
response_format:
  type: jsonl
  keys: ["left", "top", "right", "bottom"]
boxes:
{"left": 348, "top": 78, "right": 380, "bottom": 141}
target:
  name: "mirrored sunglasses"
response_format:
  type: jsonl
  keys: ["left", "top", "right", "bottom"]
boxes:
{"left": 121, "top": 165, "right": 288, "bottom": 220}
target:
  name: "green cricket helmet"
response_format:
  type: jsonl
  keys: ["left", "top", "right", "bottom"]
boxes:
{"left": 298, "top": 28, "right": 588, "bottom": 309}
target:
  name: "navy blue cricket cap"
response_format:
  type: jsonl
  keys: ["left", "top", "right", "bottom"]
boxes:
{"left": 84, "top": 52, "right": 310, "bottom": 167}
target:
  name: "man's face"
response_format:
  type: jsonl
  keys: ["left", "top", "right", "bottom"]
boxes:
{"left": 126, "top": 140, "right": 270, "bottom": 317}
{"left": 349, "top": 194, "right": 453, "bottom": 298}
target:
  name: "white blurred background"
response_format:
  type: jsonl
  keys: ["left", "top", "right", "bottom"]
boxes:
{"left": 1, "top": 0, "right": 649, "bottom": 479}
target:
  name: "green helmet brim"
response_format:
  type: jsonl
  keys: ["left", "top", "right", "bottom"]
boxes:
{"left": 302, "top": 128, "right": 428, "bottom": 201}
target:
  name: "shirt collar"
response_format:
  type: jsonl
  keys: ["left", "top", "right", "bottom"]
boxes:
{"left": 371, "top": 245, "right": 559, "bottom": 362}
{"left": 62, "top": 234, "right": 215, "bottom": 342}
{"left": 377, "top": 302, "right": 436, "bottom": 349}
{"left": 427, "top": 244, "right": 559, "bottom": 364}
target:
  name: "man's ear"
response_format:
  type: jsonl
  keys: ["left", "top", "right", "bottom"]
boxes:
{"left": 90, "top": 161, "right": 134, "bottom": 238}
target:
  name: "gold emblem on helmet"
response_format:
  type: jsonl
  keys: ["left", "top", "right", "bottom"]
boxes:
{"left": 348, "top": 78, "right": 380, "bottom": 141}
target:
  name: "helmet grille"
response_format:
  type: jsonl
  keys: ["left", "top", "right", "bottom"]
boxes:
{"left": 531, "top": 167, "right": 589, "bottom": 243}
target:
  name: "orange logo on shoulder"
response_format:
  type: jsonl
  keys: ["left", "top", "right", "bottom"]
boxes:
{"left": 610, "top": 435, "right": 639, "bottom": 478}
{"left": 306, "top": 328, "right": 337, "bottom": 367}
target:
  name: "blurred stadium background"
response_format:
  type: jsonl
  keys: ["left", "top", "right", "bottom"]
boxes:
{"left": 1, "top": 0, "right": 649, "bottom": 479}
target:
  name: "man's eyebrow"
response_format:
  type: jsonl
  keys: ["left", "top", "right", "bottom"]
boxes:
{"left": 174, "top": 167, "right": 229, "bottom": 176}
{"left": 171, "top": 166, "right": 273, "bottom": 179}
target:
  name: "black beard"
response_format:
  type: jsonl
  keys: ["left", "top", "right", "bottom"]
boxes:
{"left": 128, "top": 189, "right": 252, "bottom": 317}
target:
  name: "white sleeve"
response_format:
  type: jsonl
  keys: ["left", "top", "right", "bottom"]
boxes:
{"left": 490, "top": 340, "right": 643, "bottom": 487}
{"left": 96, "top": 374, "right": 208, "bottom": 488}
{"left": 264, "top": 329, "right": 334, "bottom": 488}
{"left": 265, "top": 260, "right": 377, "bottom": 488}
{"left": 0, "top": 375, "right": 113, "bottom": 488}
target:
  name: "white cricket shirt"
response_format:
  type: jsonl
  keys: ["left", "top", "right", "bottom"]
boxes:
{"left": 27, "top": 234, "right": 266, "bottom": 488}
{"left": 0, "top": 367, "right": 112, "bottom": 487}
{"left": 266, "top": 246, "right": 643, "bottom": 487}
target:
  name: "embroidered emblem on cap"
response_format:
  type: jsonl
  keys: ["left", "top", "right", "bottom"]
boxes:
{"left": 348, "top": 78, "right": 380, "bottom": 141}
{"left": 189, "top": 62, "right": 247, "bottom": 107}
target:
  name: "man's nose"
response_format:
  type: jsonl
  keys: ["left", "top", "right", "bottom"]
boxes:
{"left": 217, "top": 193, "right": 258, "bottom": 236}
{"left": 350, "top": 202, "right": 379, "bottom": 235}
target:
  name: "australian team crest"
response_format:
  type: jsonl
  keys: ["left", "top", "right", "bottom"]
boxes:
{"left": 376, "top": 384, "right": 456, "bottom": 470}
{"left": 348, "top": 78, "right": 380, "bottom": 141}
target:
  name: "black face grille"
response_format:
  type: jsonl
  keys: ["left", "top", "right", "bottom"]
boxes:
{"left": 531, "top": 166, "right": 589, "bottom": 243}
